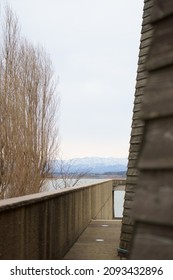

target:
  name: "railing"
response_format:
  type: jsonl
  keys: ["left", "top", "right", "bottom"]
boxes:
{"left": 0, "top": 180, "right": 114, "bottom": 260}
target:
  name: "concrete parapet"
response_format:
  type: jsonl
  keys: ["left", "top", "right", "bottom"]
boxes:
{"left": 0, "top": 180, "right": 113, "bottom": 259}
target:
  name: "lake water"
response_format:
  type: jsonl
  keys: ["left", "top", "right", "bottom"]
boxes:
{"left": 43, "top": 178, "right": 110, "bottom": 191}
{"left": 43, "top": 178, "right": 125, "bottom": 218}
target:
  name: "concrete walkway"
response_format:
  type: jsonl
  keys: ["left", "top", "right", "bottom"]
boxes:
{"left": 63, "top": 219, "right": 121, "bottom": 260}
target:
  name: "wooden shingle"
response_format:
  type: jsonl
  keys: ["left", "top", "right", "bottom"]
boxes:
{"left": 138, "top": 118, "right": 173, "bottom": 169}
{"left": 131, "top": 223, "right": 173, "bottom": 260}
{"left": 130, "top": 0, "right": 173, "bottom": 260}
{"left": 119, "top": 0, "right": 154, "bottom": 258}
{"left": 151, "top": 0, "right": 173, "bottom": 22}
{"left": 142, "top": 66, "right": 173, "bottom": 118}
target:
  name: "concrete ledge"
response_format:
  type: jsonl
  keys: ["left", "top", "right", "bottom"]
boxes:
{"left": 0, "top": 180, "right": 113, "bottom": 259}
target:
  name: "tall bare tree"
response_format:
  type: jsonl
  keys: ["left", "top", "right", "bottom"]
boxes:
{"left": 0, "top": 6, "right": 59, "bottom": 198}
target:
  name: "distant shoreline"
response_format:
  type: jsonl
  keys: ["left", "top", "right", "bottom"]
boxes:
{"left": 45, "top": 173, "right": 126, "bottom": 180}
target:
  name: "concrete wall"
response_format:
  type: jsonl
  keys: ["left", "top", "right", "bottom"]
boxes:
{"left": 0, "top": 180, "right": 113, "bottom": 260}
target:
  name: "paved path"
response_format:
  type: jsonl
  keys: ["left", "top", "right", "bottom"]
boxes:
{"left": 63, "top": 219, "right": 121, "bottom": 260}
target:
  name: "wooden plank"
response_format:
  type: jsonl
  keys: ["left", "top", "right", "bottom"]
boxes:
{"left": 143, "top": 7, "right": 153, "bottom": 18}
{"left": 134, "top": 95, "right": 144, "bottom": 105}
{"left": 131, "top": 127, "right": 144, "bottom": 136}
{"left": 119, "top": 240, "right": 131, "bottom": 250}
{"left": 139, "top": 45, "right": 150, "bottom": 57}
{"left": 146, "top": 17, "right": 173, "bottom": 70}
{"left": 130, "top": 135, "right": 143, "bottom": 144}
{"left": 133, "top": 104, "right": 143, "bottom": 113}
{"left": 130, "top": 222, "right": 173, "bottom": 259}
{"left": 138, "top": 54, "right": 147, "bottom": 65}
{"left": 129, "top": 143, "right": 142, "bottom": 152}
{"left": 140, "top": 37, "right": 152, "bottom": 49}
{"left": 121, "top": 216, "right": 134, "bottom": 226}
{"left": 132, "top": 119, "right": 144, "bottom": 128}
{"left": 128, "top": 152, "right": 139, "bottom": 160}
{"left": 141, "top": 23, "right": 152, "bottom": 33}
{"left": 142, "top": 65, "right": 173, "bottom": 118}
{"left": 123, "top": 208, "right": 135, "bottom": 218}
{"left": 136, "top": 71, "right": 148, "bottom": 81}
{"left": 121, "top": 225, "right": 134, "bottom": 234}
{"left": 123, "top": 199, "right": 135, "bottom": 210}
{"left": 128, "top": 160, "right": 138, "bottom": 168}
{"left": 132, "top": 111, "right": 143, "bottom": 121}
{"left": 151, "top": 0, "right": 173, "bottom": 23}
{"left": 137, "top": 63, "right": 146, "bottom": 73}
{"left": 132, "top": 171, "right": 173, "bottom": 225}
{"left": 135, "top": 88, "right": 145, "bottom": 97}
{"left": 144, "top": 0, "right": 154, "bottom": 10}
{"left": 126, "top": 176, "right": 138, "bottom": 185}
{"left": 125, "top": 184, "right": 136, "bottom": 192}
{"left": 139, "top": 37, "right": 152, "bottom": 48}
{"left": 138, "top": 118, "right": 173, "bottom": 169}
{"left": 138, "top": 54, "right": 148, "bottom": 65}
{"left": 120, "top": 232, "right": 133, "bottom": 242}
{"left": 124, "top": 192, "right": 135, "bottom": 201}
{"left": 144, "top": 0, "right": 153, "bottom": 3}
{"left": 142, "top": 15, "right": 152, "bottom": 26}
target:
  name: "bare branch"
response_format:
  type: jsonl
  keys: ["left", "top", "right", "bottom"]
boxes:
{"left": 50, "top": 157, "right": 91, "bottom": 190}
{"left": 0, "top": 6, "right": 59, "bottom": 198}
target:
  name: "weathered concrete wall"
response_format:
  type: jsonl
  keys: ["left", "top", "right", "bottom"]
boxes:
{"left": 0, "top": 180, "right": 113, "bottom": 259}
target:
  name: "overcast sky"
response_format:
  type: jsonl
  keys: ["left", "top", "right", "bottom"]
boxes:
{"left": 2, "top": 0, "right": 144, "bottom": 159}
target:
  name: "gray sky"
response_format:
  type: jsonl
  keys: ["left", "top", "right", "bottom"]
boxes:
{"left": 2, "top": 0, "right": 144, "bottom": 159}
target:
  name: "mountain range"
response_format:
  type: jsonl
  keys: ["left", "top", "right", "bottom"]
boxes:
{"left": 50, "top": 157, "right": 128, "bottom": 175}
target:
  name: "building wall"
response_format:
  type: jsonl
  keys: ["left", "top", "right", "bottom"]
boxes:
{"left": 119, "top": 0, "right": 154, "bottom": 257}
{"left": 130, "top": 0, "right": 173, "bottom": 259}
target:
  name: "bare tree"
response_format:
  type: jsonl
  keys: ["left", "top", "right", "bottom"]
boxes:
{"left": 47, "top": 157, "right": 91, "bottom": 190}
{"left": 0, "top": 6, "right": 59, "bottom": 198}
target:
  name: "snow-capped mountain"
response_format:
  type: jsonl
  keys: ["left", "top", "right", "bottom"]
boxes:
{"left": 71, "top": 157, "right": 127, "bottom": 173}
{"left": 51, "top": 157, "right": 128, "bottom": 174}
